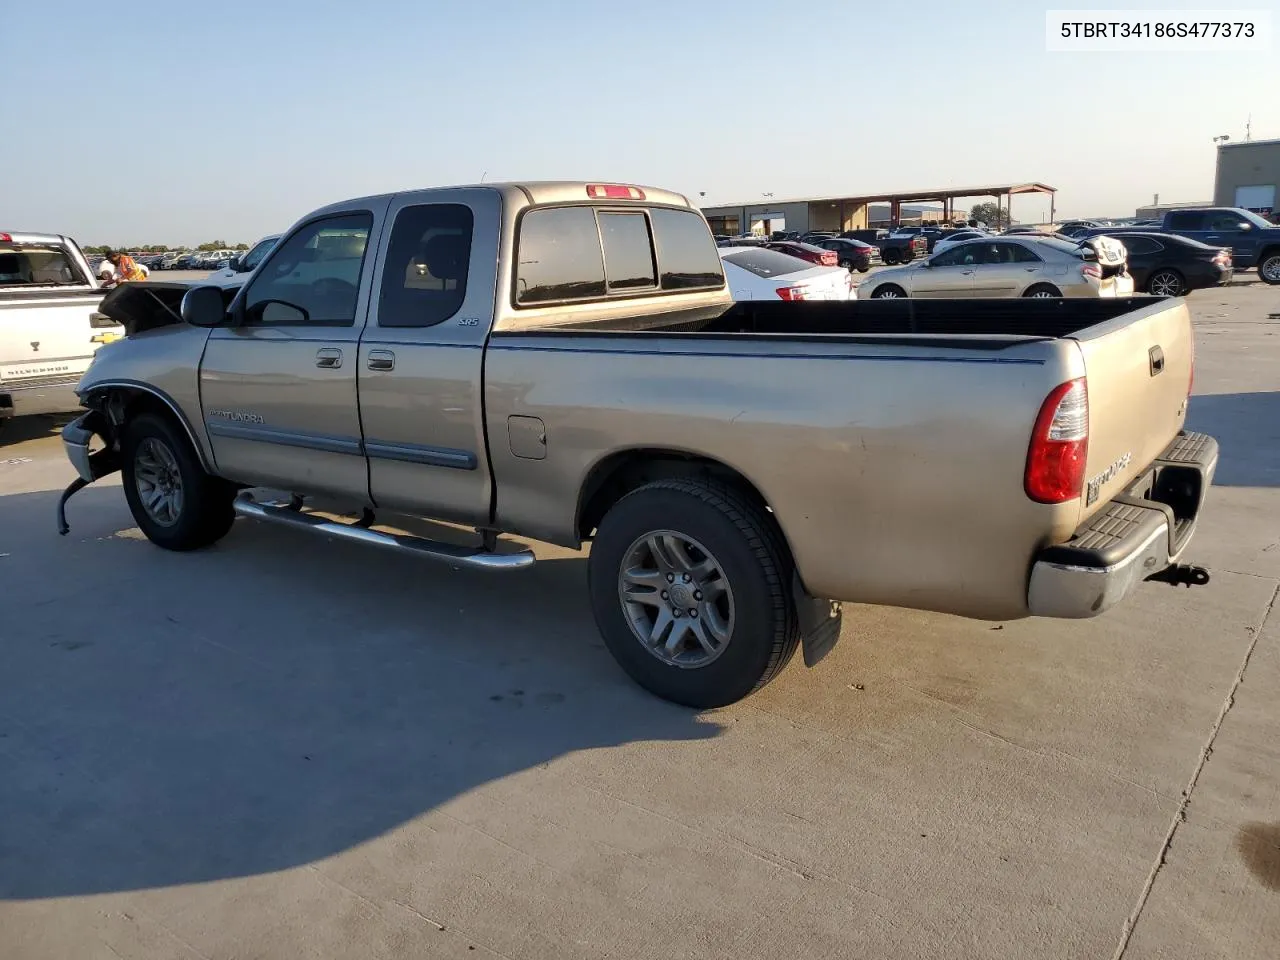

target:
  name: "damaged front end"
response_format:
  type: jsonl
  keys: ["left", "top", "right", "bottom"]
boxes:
{"left": 57, "top": 408, "right": 121, "bottom": 535}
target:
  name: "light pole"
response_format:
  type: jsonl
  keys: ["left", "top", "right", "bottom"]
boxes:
{"left": 1212, "top": 134, "right": 1230, "bottom": 146}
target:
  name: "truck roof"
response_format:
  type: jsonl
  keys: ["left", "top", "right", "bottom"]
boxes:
{"left": 0, "top": 231, "right": 70, "bottom": 245}
{"left": 310, "top": 181, "right": 693, "bottom": 218}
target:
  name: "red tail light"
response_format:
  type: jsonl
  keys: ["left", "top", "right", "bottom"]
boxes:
{"left": 1212, "top": 249, "right": 1231, "bottom": 265}
{"left": 0, "top": 233, "right": 11, "bottom": 242}
{"left": 820, "top": 252, "right": 838, "bottom": 266}
{"left": 776, "top": 286, "right": 807, "bottom": 301}
{"left": 1081, "top": 263, "right": 1102, "bottom": 280}
{"left": 1025, "top": 378, "right": 1089, "bottom": 503}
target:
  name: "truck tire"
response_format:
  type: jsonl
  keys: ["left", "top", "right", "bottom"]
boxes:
{"left": 882, "top": 248, "right": 901, "bottom": 265}
{"left": 1259, "top": 250, "right": 1280, "bottom": 285}
{"left": 587, "top": 478, "right": 800, "bottom": 708}
{"left": 121, "top": 413, "right": 235, "bottom": 551}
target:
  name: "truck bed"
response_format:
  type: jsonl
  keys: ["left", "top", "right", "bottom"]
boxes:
{"left": 539, "top": 296, "right": 1157, "bottom": 342}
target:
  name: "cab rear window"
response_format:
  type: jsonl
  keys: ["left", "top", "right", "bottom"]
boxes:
{"left": 515, "top": 205, "right": 723, "bottom": 306}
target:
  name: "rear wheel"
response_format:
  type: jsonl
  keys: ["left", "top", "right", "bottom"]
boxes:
{"left": 855, "top": 258, "right": 871, "bottom": 274}
{"left": 839, "top": 258, "right": 856, "bottom": 273}
{"left": 882, "top": 248, "right": 901, "bottom": 265}
{"left": 588, "top": 479, "right": 800, "bottom": 708}
{"left": 1146, "top": 269, "right": 1185, "bottom": 297}
{"left": 1259, "top": 251, "right": 1280, "bottom": 285}
{"left": 1023, "top": 284, "right": 1061, "bottom": 299}
{"left": 121, "top": 413, "right": 236, "bottom": 551}
{"left": 870, "top": 284, "right": 906, "bottom": 299}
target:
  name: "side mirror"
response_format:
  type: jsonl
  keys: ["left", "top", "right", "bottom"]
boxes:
{"left": 228, "top": 257, "right": 241, "bottom": 271}
{"left": 180, "top": 285, "right": 227, "bottom": 328}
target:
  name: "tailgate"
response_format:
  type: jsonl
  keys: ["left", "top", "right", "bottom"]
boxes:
{"left": 1073, "top": 298, "right": 1193, "bottom": 517}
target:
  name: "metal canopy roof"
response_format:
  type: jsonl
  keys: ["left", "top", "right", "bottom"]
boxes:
{"left": 704, "top": 182, "right": 1056, "bottom": 210}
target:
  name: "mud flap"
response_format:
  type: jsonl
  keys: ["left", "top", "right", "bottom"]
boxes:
{"left": 794, "top": 571, "right": 842, "bottom": 667}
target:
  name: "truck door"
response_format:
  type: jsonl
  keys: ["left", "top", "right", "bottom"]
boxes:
{"left": 1202, "top": 209, "right": 1258, "bottom": 265}
{"left": 199, "top": 203, "right": 387, "bottom": 499}
{"left": 357, "top": 189, "right": 500, "bottom": 525}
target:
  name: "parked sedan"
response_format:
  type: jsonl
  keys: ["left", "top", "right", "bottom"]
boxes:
{"left": 931, "top": 229, "right": 991, "bottom": 257}
{"left": 762, "top": 241, "right": 838, "bottom": 267}
{"left": 1078, "top": 230, "right": 1232, "bottom": 296}
{"left": 860, "top": 235, "right": 1133, "bottom": 299}
{"left": 719, "top": 246, "right": 855, "bottom": 301}
{"left": 814, "top": 237, "right": 882, "bottom": 273}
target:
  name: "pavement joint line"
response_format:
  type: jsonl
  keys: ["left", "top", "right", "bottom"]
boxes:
{"left": 1111, "top": 579, "right": 1280, "bottom": 960}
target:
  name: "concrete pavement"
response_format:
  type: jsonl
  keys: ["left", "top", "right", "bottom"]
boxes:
{"left": 1, "top": 280, "right": 1277, "bottom": 959}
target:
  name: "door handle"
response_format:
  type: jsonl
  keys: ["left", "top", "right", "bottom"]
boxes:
{"left": 315, "top": 348, "right": 343, "bottom": 369}
{"left": 1025, "top": 267, "right": 1038, "bottom": 271}
{"left": 367, "top": 349, "right": 395, "bottom": 371}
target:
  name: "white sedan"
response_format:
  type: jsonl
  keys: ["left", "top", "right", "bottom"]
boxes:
{"left": 719, "top": 247, "right": 855, "bottom": 301}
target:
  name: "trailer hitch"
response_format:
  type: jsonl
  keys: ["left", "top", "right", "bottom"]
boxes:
{"left": 1146, "top": 563, "right": 1211, "bottom": 588}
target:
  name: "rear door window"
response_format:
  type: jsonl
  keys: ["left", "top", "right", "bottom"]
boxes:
{"left": 378, "top": 203, "right": 474, "bottom": 327}
{"left": 720, "top": 248, "right": 811, "bottom": 278}
{"left": 515, "top": 207, "right": 607, "bottom": 305}
{"left": 1120, "top": 236, "right": 1162, "bottom": 255}
{"left": 1166, "top": 211, "right": 1205, "bottom": 231}
{"left": 599, "top": 212, "right": 656, "bottom": 291}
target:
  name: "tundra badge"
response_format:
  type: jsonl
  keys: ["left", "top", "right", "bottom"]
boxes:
{"left": 1086, "top": 452, "right": 1132, "bottom": 506}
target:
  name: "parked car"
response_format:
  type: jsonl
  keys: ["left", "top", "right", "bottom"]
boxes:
{"left": 798, "top": 231, "right": 838, "bottom": 245}
{"left": 0, "top": 231, "right": 121, "bottom": 431}
{"left": 60, "top": 180, "right": 1215, "bottom": 708}
{"left": 1078, "top": 230, "right": 1232, "bottom": 296}
{"left": 931, "top": 229, "right": 991, "bottom": 257}
{"left": 860, "top": 235, "right": 1133, "bottom": 299}
{"left": 762, "top": 240, "right": 838, "bottom": 268}
{"left": 720, "top": 246, "right": 854, "bottom": 301}
{"left": 1056, "top": 220, "right": 1106, "bottom": 238}
{"left": 203, "top": 235, "right": 283, "bottom": 288}
{"left": 842, "top": 229, "right": 925, "bottom": 264}
{"left": 770, "top": 230, "right": 801, "bottom": 241}
{"left": 889, "top": 225, "right": 945, "bottom": 251}
{"left": 814, "top": 237, "right": 882, "bottom": 273}
{"left": 1153, "top": 207, "right": 1280, "bottom": 282}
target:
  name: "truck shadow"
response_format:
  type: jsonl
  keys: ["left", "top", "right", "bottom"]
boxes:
{"left": 0, "top": 486, "right": 721, "bottom": 901}
{"left": 0, "top": 415, "right": 66, "bottom": 447}
{"left": 1186, "top": 391, "right": 1280, "bottom": 487}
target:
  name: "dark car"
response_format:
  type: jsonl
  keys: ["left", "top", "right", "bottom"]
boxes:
{"left": 798, "top": 230, "right": 837, "bottom": 245}
{"left": 770, "top": 230, "right": 801, "bottom": 241}
{"left": 841, "top": 229, "right": 925, "bottom": 265}
{"left": 763, "top": 241, "right": 838, "bottom": 267}
{"left": 814, "top": 237, "right": 882, "bottom": 273}
{"left": 1080, "top": 229, "right": 1233, "bottom": 296}
{"left": 1155, "top": 207, "right": 1280, "bottom": 282}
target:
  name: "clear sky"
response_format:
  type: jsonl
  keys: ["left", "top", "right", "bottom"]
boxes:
{"left": 4, "top": 0, "right": 1277, "bottom": 245}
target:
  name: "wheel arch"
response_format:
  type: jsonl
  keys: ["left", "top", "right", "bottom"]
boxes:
{"left": 575, "top": 447, "right": 794, "bottom": 557}
{"left": 83, "top": 381, "right": 213, "bottom": 472}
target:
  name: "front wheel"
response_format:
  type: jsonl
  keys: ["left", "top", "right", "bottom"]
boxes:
{"left": 588, "top": 479, "right": 800, "bottom": 708}
{"left": 122, "top": 413, "right": 236, "bottom": 551}
{"left": 1259, "top": 252, "right": 1280, "bottom": 285}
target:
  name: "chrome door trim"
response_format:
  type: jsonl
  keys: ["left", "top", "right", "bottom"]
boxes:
{"left": 204, "top": 420, "right": 363, "bottom": 456}
{"left": 364, "top": 439, "right": 477, "bottom": 470}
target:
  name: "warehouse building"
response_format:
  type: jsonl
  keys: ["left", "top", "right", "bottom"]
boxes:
{"left": 1214, "top": 137, "right": 1280, "bottom": 218}
{"left": 701, "top": 182, "right": 1056, "bottom": 237}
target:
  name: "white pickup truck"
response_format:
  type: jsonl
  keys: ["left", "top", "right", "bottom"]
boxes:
{"left": 0, "top": 232, "right": 122, "bottom": 431}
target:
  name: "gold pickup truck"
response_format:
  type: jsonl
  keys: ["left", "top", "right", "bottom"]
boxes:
{"left": 57, "top": 181, "right": 1217, "bottom": 707}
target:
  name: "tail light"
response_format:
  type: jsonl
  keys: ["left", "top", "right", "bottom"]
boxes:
{"left": 1212, "top": 249, "right": 1231, "bottom": 266}
{"left": 1025, "top": 378, "right": 1089, "bottom": 503}
{"left": 776, "top": 286, "right": 807, "bottom": 301}
{"left": 0, "top": 232, "right": 11, "bottom": 242}
{"left": 1081, "top": 263, "right": 1102, "bottom": 280}
{"left": 820, "top": 252, "right": 838, "bottom": 266}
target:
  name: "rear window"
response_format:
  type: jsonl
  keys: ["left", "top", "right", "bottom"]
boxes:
{"left": 0, "top": 245, "right": 87, "bottom": 286}
{"left": 599, "top": 212, "right": 656, "bottom": 291}
{"left": 515, "top": 205, "right": 722, "bottom": 306}
{"left": 1166, "top": 211, "right": 1204, "bottom": 231}
{"left": 1029, "top": 236, "right": 1085, "bottom": 257}
{"left": 721, "top": 248, "right": 813, "bottom": 278}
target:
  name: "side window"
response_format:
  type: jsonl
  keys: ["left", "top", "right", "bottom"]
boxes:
{"left": 243, "top": 213, "right": 372, "bottom": 326}
{"left": 377, "top": 204, "right": 474, "bottom": 328}
{"left": 649, "top": 208, "right": 725, "bottom": 290}
{"left": 242, "top": 238, "right": 276, "bottom": 271}
{"left": 1166, "top": 211, "right": 1204, "bottom": 231}
{"left": 931, "top": 245, "right": 970, "bottom": 267}
{"left": 599, "top": 212, "right": 657, "bottom": 291}
{"left": 1122, "top": 236, "right": 1161, "bottom": 255}
{"left": 1008, "top": 244, "right": 1042, "bottom": 263}
{"left": 515, "top": 207, "right": 606, "bottom": 305}
{"left": 1208, "top": 211, "right": 1247, "bottom": 231}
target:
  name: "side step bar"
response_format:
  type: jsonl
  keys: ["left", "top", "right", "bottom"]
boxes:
{"left": 232, "top": 496, "right": 535, "bottom": 572}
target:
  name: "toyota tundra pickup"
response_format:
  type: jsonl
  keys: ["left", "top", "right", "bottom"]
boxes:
{"left": 57, "top": 181, "right": 1217, "bottom": 707}
{"left": 1, "top": 232, "right": 121, "bottom": 431}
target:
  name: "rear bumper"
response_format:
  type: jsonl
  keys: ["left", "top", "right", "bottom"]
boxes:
{"left": 0, "top": 375, "right": 83, "bottom": 420}
{"left": 1028, "top": 431, "right": 1218, "bottom": 618}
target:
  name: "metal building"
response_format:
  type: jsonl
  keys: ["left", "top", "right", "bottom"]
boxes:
{"left": 1213, "top": 138, "right": 1280, "bottom": 218}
